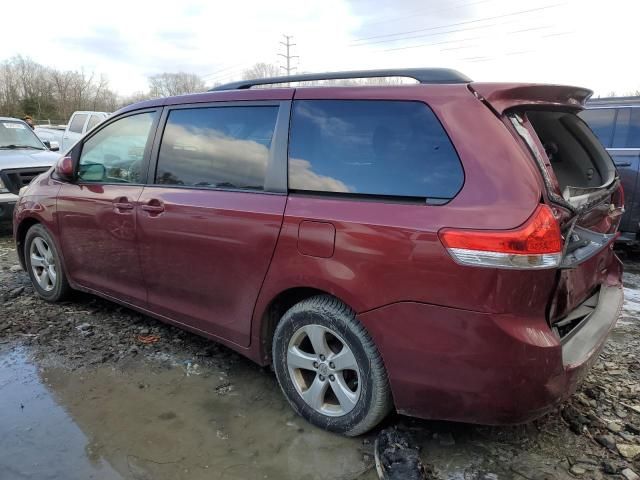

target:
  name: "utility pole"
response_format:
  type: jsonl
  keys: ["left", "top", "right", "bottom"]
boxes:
{"left": 278, "top": 35, "right": 299, "bottom": 76}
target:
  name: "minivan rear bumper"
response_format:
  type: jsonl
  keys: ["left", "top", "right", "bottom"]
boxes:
{"left": 357, "top": 260, "right": 623, "bottom": 425}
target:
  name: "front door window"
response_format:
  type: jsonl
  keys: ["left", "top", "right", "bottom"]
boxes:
{"left": 78, "top": 112, "right": 155, "bottom": 184}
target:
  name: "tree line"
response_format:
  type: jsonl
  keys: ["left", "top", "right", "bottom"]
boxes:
{"left": 0, "top": 56, "right": 121, "bottom": 124}
{"left": 0, "top": 56, "right": 211, "bottom": 124}
{"left": 0, "top": 56, "right": 412, "bottom": 125}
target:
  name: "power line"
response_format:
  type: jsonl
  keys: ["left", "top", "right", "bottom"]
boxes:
{"left": 363, "top": 0, "right": 494, "bottom": 28}
{"left": 278, "top": 35, "right": 299, "bottom": 76}
{"left": 202, "top": 62, "right": 253, "bottom": 80}
{"left": 349, "top": 3, "right": 563, "bottom": 46}
{"left": 380, "top": 23, "right": 553, "bottom": 53}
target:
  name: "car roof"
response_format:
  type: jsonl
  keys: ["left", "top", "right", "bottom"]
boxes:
{"left": 586, "top": 96, "right": 640, "bottom": 107}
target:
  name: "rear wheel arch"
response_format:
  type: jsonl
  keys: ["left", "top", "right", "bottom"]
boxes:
{"left": 259, "top": 287, "right": 329, "bottom": 364}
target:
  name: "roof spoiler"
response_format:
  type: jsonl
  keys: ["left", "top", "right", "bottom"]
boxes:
{"left": 469, "top": 83, "right": 593, "bottom": 115}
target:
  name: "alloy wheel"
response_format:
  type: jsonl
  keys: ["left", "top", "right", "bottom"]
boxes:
{"left": 287, "top": 324, "right": 361, "bottom": 416}
{"left": 30, "top": 237, "right": 57, "bottom": 292}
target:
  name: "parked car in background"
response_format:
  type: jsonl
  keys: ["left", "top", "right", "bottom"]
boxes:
{"left": 14, "top": 69, "right": 624, "bottom": 436}
{"left": 0, "top": 117, "right": 60, "bottom": 221}
{"left": 580, "top": 97, "right": 640, "bottom": 245}
{"left": 35, "top": 111, "right": 109, "bottom": 153}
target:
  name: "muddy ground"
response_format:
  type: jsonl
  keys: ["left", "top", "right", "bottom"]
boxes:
{"left": 1, "top": 226, "right": 640, "bottom": 480}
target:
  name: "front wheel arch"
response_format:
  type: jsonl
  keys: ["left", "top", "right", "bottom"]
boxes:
{"left": 23, "top": 223, "right": 71, "bottom": 302}
{"left": 15, "top": 217, "right": 40, "bottom": 270}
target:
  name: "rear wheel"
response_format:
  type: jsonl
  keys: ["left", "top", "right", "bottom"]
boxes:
{"left": 24, "top": 224, "right": 71, "bottom": 302}
{"left": 272, "top": 295, "right": 392, "bottom": 436}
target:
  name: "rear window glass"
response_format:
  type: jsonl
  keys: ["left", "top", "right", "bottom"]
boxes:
{"left": 69, "top": 114, "right": 88, "bottom": 134}
{"left": 155, "top": 106, "right": 278, "bottom": 191}
{"left": 288, "top": 100, "right": 463, "bottom": 199}
{"left": 579, "top": 108, "right": 616, "bottom": 147}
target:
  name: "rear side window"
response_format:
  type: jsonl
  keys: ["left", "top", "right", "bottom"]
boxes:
{"left": 288, "top": 100, "right": 463, "bottom": 200}
{"left": 626, "top": 108, "right": 640, "bottom": 148}
{"left": 155, "top": 106, "right": 278, "bottom": 191}
{"left": 86, "top": 114, "right": 102, "bottom": 132}
{"left": 69, "top": 114, "right": 88, "bottom": 134}
{"left": 579, "top": 108, "right": 616, "bottom": 147}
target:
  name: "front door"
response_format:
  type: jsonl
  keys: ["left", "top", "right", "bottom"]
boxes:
{"left": 136, "top": 103, "right": 288, "bottom": 346}
{"left": 57, "top": 110, "right": 159, "bottom": 306}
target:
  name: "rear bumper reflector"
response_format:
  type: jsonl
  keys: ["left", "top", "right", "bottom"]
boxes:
{"left": 447, "top": 248, "right": 561, "bottom": 269}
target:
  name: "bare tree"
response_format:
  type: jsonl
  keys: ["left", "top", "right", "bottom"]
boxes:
{"left": 0, "top": 56, "right": 122, "bottom": 122}
{"left": 242, "top": 63, "right": 280, "bottom": 80}
{"left": 148, "top": 72, "right": 206, "bottom": 98}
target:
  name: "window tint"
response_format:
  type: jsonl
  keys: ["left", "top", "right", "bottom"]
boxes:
{"left": 78, "top": 112, "right": 155, "bottom": 183}
{"left": 288, "top": 100, "right": 463, "bottom": 199}
{"left": 86, "top": 114, "right": 102, "bottom": 132}
{"left": 69, "top": 114, "right": 88, "bottom": 134}
{"left": 612, "top": 108, "right": 630, "bottom": 148}
{"left": 579, "top": 108, "right": 616, "bottom": 147}
{"left": 627, "top": 108, "right": 640, "bottom": 148}
{"left": 155, "top": 106, "right": 278, "bottom": 191}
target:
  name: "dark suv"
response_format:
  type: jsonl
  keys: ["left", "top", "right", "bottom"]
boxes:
{"left": 13, "top": 69, "right": 624, "bottom": 436}
{"left": 580, "top": 97, "right": 640, "bottom": 245}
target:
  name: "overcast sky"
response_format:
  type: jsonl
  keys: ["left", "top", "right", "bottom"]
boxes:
{"left": 2, "top": 0, "right": 638, "bottom": 96}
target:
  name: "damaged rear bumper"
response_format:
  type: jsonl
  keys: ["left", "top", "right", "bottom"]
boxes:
{"left": 357, "top": 261, "right": 623, "bottom": 425}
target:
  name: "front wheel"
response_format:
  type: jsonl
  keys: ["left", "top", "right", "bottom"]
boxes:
{"left": 272, "top": 295, "right": 393, "bottom": 436}
{"left": 24, "top": 224, "right": 71, "bottom": 302}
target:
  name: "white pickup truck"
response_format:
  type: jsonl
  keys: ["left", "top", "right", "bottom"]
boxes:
{"left": 35, "top": 111, "right": 109, "bottom": 152}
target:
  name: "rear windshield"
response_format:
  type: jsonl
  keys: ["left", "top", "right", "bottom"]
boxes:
{"left": 523, "top": 110, "right": 616, "bottom": 195}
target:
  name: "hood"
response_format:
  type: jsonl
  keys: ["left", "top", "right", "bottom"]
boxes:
{"left": 0, "top": 149, "right": 60, "bottom": 170}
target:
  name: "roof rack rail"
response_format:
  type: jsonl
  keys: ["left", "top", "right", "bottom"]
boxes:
{"left": 209, "top": 68, "right": 471, "bottom": 91}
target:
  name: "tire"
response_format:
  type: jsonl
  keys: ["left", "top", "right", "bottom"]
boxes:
{"left": 272, "top": 295, "right": 393, "bottom": 436}
{"left": 24, "top": 224, "right": 71, "bottom": 302}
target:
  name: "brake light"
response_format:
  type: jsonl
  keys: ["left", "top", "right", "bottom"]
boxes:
{"left": 439, "top": 205, "right": 562, "bottom": 269}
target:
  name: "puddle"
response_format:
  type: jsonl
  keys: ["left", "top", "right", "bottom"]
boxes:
{"left": 0, "top": 345, "right": 375, "bottom": 480}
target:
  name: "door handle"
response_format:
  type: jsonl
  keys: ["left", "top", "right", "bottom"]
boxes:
{"left": 113, "top": 202, "right": 134, "bottom": 210}
{"left": 113, "top": 197, "right": 134, "bottom": 212}
{"left": 141, "top": 200, "right": 165, "bottom": 213}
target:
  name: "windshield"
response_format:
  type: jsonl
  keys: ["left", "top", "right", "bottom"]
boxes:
{"left": 0, "top": 121, "right": 45, "bottom": 150}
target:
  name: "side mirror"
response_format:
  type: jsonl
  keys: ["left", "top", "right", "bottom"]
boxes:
{"left": 55, "top": 156, "right": 74, "bottom": 181}
{"left": 48, "top": 141, "right": 60, "bottom": 152}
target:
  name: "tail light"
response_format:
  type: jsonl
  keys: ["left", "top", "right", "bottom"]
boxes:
{"left": 439, "top": 204, "right": 562, "bottom": 269}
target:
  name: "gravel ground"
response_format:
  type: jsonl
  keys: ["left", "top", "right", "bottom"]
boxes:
{"left": 1, "top": 227, "right": 640, "bottom": 480}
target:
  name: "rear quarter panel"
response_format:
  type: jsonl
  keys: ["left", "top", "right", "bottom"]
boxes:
{"left": 251, "top": 85, "right": 549, "bottom": 360}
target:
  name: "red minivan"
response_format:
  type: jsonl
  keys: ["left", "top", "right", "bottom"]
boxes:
{"left": 13, "top": 69, "right": 624, "bottom": 436}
